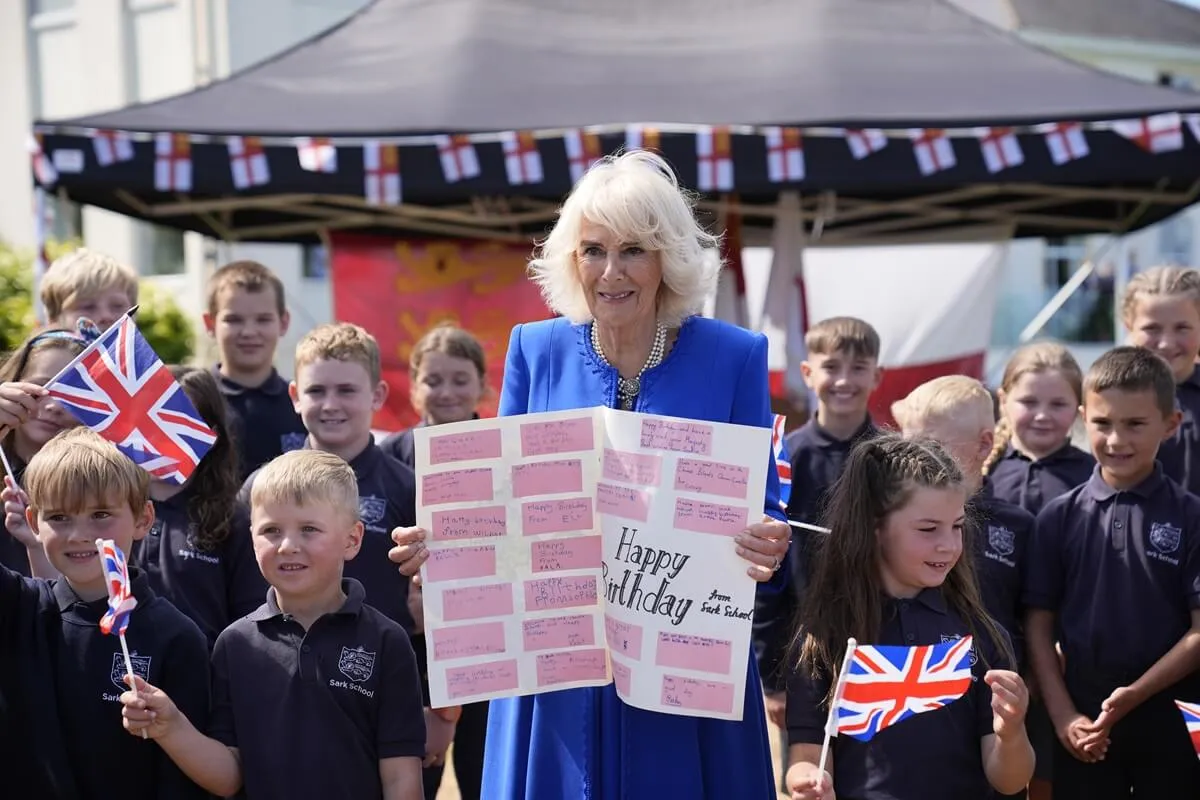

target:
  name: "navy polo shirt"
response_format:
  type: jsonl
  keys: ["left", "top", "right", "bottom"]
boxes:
{"left": 1025, "top": 465, "right": 1200, "bottom": 699}
{"left": 0, "top": 531, "right": 30, "bottom": 577}
{"left": 133, "top": 484, "right": 266, "bottom": 649}
{"left": 0, "top": 564, "right": 210, "bottom": 800}
{"left": 241, "top": 439, "right": 419, "bottom": 634}
{"left": 1158, "top": 366, "right": 1200, "bottom": 497}
{"left": 988, "top": 443, "right": 1095, "bottom": 516}
{"left": 787, "top": 589, "right": 1004, "bottom": 800}
{"left": 209, "top": 579, "right": 425, "bottom": 800}
{"left": 379, "top": 426, "right": 418, "bottom": 468}
{"left": 213, "top": 366, "right": 307, "bottom": 480}
{"left": 969, "top": 480, "right": 1033, "bottom": 668}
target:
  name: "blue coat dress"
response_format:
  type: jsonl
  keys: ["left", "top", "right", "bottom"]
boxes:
{"left": 482, "top": 315, "right": 788, "bottom": 800}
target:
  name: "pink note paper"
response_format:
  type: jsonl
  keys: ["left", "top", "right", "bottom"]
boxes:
{"left": 602, "top": 448, "right": 663, "bottom": 486}
{"left": 611, "top": 659, "right": 632, "bottom": 696}
{"left": 674, "top": 458, "right": 750, "bottom": 500}
{"left": 524, "top": 575, "right": 598, "bottom": 612}
{"left": 422, "top": 468, "right": 493, "bottom": 506}
{"left": 673, "top": 498, "right": 748, "bottom": 536}
{"left": 655, "top": 632, "right": 734, "bottom": 674}
{"left": 429, "top": 428, "right": 503, "bottom": 465}
{"left": 595, "top": 482, "right": 650, "bottom": 522}
{"left": 425, "top": 545, "right": 497, "bottom": 583}
{"left": 522, "top": 614, "right": 595, "bottom": 652}
{"left": 661, "top": 675, "right": 735, "bottom": 715}
{"left": 522, "top": 498, "right": 594, "bottom": 536}
{"left": 442, "top": 582, "right": 514, "bottom": 622}
{"left": 511, "top": 459, "right": 584, "bottom": 498}
{"left": 604, "top": 615, "right": 644, "bottom": 660}
{"left": 535, "top": 648, "right": 609, "bottom": 688}
{"left": 530, "top": 536, "right": 603, "bottom": 573}
{"left": 639, "top": 418, "right": 713, "bottom": 455}
{"left": 430, "top": 506, "right": 507, "bottom": 541}
{"left": 430, "top": 621, "right": 507, "bottom": 661}
{"left": 445, "top": 658, "right": 520, "bottom": 700}
{"left": 520, "top": 417, "right": 595, "bottom": 457}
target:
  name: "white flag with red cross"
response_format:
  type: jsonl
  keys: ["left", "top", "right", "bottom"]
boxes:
{"left": 93, "top": 130, "right": 134, "bottom": 167}
{"left": 154, "top": 133, "right": 192, "bottom": 192}
{"left": 28, "top": 134, "right": 57, "bottom": 187}
{"left": 764, "top": 126, "right": 805, "bottom": 183}
{"left": 435, "top": 134, "right": 480, "bottom": 183}
{"left": 696, "top": 126, "right": 735, "bottom": 191}
{"left": 502, "top": 131, "right": 543, "bottom": 185}
{"left": 1040, "top": 122, "right": 1089, "bottom": 165}
{"left": 976, "top": 128, "right": 1024, "bottom": 173}
{"left": 909, "top": 129, "right": 956, "bottom": 175}
{"left": 565, "top": 130, "right": 603, "bottom": 183}
{"left": 625, "top": 125, "right": 661, "bottom": 153}
{"left": 1112, "top": 113, "right": 1184, "bottom": 153}
{"left": 228, "top": 136, "right": 270, "bottom": 189}
{"left": 845, "top": 129, "right": 887, "bottom": 160}
{"left": 295, "top": 137, "right": 337, "bottom": 173}
{"left": 363, "top": 141, "right": 401, "bottom": 206}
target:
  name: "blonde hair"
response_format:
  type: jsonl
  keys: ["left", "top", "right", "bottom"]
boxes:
{"left": 983, "top": 342, "right": 1083, "bottom": 474}
{"left": 891, "top": 375, "right": 995, "bottom": 437}
{"left": 207, "top": 259, "right": 287, "bottom": 317}
{"left": 295, "top": 323, "right": 382, "bottom": 385}
{"left": 805, "top": 316, "right": 881, "bottom": 360}
{"left": 24, "top": 428, "right": 149, "bottom": 515}
{"left": 528, "top": 149, "right": 720, "bottom": 327}
{"left": 40, "top": 248, "right": 138, "bottom": 322}
{"left": 251, "top": 449, "right": 359, "bottom": 522}
{"left": 1120, "top": 265, "right": 1200, "bottom": 326}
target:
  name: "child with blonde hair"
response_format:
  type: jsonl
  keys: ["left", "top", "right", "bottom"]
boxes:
{"left": 40, "top": 248, "right": 138, "bottom": 332}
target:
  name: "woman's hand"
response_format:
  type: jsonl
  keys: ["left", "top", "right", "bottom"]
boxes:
{"left": 389, "top": 526, "right": 429, "bottom": 580}
{"left": 736, "top": 515, "right": 790, "bottom": 582}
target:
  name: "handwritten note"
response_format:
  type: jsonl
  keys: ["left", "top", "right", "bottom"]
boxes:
{"left": 603, "top": 448, "right": 663, "bottom": 486}
{"left": 422, "top": 468, "right": 494, "bottom": 505}
{"left": 639, "top": 418, "right": 714, "bottom": 455}
{"left": 445, "top": 659, "right": 520, "bottom": 700}
{"left": 612, "top": 658, "right": 633, "bottom": 696}
{"left": 673, "top": 498, "right": 749, "bottom": 536}
{"left": 655, "top": 632, "right": 734, "bottom": 674}
{"left": 425, "top": 545, "right": 497, "bottom": 583}
{"left": 535, "top": 649, "right": 609, "bottom": 687}
{"left": 512, "top": 459, "right": 584, "bottom": 498}
{"left": 522, "top": 614, "right": 595, "bottom": 651}
{"left": 430, "top": 506, "right": 507, "bottom": 541}
{"left": 521, "top": 417, "right": 595, "bottom": 457}
{"left": 522, "top": 498, "right": 594, "bottom": 535}
{"left": 661, "top": 675, "right": 735, "bottom": 714}
{"left": 531, "top": 536, "right": 603, "bottom": 573}
{"left": 442, "top": 583, "right": 514, "bottom": 621}
{"left": 605, "top": 616, "right": 644, "bottom": 660}
{"left": 524, "top": 576, "right": 598, "bottom": 612}
{"left": 674, "top": 458, "right": 750, "bottom": 500}
{"left": 429, "top": 429, "right": 503, "bottom": 465}
{"left": 431, "top": 622, "right": 508, "bottom": 661}
{"left": 595, "top": 482, "right": 650, "bottom": 522}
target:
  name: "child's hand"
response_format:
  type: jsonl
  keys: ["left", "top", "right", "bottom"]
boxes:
{"left": 422, "top": 707, "right": 457, "bottom": 768}
{"left": 120, "top": 675, "right": 181, "bottom": 740}
{"left": 0, "top": 382, "right": 47, "bottom": 431}
{"left": 785, "top": 763, "right": 835, "bottom": 800}
{"left": 2, "top": 478, "right": 36, "bottom": 547}
{"left": 1055, "top": 713, "right": 1106, "bottom": 762}
{"left": 985, "top": 670, "right": 1029, "bottom": 741}
{"left": 1092, "top": 685, "right": 1139, "bottom": 733}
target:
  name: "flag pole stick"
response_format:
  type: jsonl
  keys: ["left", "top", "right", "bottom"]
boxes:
{"left": 789, "top": 520, "right": 832, "bottom": 534}
{"left": 0, "top": 449, "right": 18, "bottom": 488}
{"left": 817, "top": 637, "right": 857, "bottom": 780}
{"left": 118, "top": 632, "right": 147, "bottom": 739}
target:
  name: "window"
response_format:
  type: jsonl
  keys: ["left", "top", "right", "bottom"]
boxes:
{"left": 303, "top": 244, "right": 329, "bottom": 279}
{"left": 1042, "top": 237, "right": 1113, "bottom": 343}
{"left": 1158, "top": 214, "right": 1195, "bottom": 266}
{"left": 139, "top": 223, "right": 185, "bottom": 275}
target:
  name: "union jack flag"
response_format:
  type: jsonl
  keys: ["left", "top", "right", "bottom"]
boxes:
{"left": 98, "top": 539, "right": 137, "bottom": 636}
{"left": 837, "top": 636, "right": 974, "bottom": 741}
{"left": 1176, "top": 699, "right": 1200, "bottom": 759}
{"left": 772, "top": 414, "right": 791, "bottom": 510}
{"left": 46, "top": 313, "right": 216, "bottom": 484}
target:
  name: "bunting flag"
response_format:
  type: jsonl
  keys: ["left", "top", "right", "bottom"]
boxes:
{"left": 1187, "top": 114, "right": 1200, "bottom": 145}
{"left": 93, "top": 130, "right": 134, "bottom": 168}
{"left": 1175, "top": 699, "right": 1200, "bottom": 759}
{"left": 1041, "top": 122, "right": 1089, "bottom": 165}
{"left": 765, "top": 126, "right": 805, "bottom": 183}
{"left": 977, "top": 128, "right": 1024, "bottom": 173}
{"left": 28, "top": 134, "right": 57, "bottom": 187}
{"left": 565, "top": 129, "right": 603, "bottom": 182}
{"left": 295, "top": 137, "right": 337, "bottom": 173}
{"left": 771, "top": 414, "right": 792, "bottom": 510}
{"left": 228, "top": 136, "right": 270, "bottom": 189}
{"left": 363, "top": 141, "right": 401, "bottom": 205}
{"left": 713, "top": 200, "right": 748, "bottom": 328}
{"left": 154, "top": 133, "right": 192, "bottom": 192}
{"left": 696, "top": 126, "right": 735, "bottom": 191}
{"left": 1113, "top": 112, "right": 1184, "bottom": 153}
{"left": 910, "top": 129, "right": 956, "bottom": 175}
{"left": 501, "top": 131, "right": 543, "bottom": 185}
{"left": 625, "top": 124, "right": 661, "bottom": 153}
{"left": 435, "top": 134, "right": 480, "bottom": 183}
{"left": 845, "top": 129, "right": 888, "bottom": 160}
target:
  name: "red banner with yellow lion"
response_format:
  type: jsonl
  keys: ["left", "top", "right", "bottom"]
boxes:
{"left": 330, "top": 233, "right": 553, "bottom": 432}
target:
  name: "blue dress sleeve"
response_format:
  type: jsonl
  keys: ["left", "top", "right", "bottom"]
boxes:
{"left": 499, "top": 324, "right": 531, "bottom": 418}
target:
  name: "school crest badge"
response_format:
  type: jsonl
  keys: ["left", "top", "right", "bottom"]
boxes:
{"left": 987, "top": 526, "right": 1016, "bottom": 557}
{"left": 358, "top": 496, "right": 387, "bottom": 526}
{"left": 111, "top": 652, "right": 152, "bottom": 690}
{"left": 1149, "top": 522, "right": 1182, "bottom": 554}
{"left": 280, "top": 432, "right": 307, "bottom": 452}
{"left": 338, "top": 646, "right": 376, "bottom": 683}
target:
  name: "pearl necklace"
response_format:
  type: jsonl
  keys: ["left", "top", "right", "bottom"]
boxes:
{"left": 591, "top": 322, "right": 668, "bottom": 410}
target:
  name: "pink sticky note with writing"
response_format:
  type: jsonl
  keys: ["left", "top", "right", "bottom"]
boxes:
{"left": 521, "top": 614, "right": 595, "bottom": 652}
{"left": 655, "top": 632, "right": 734, "bottom": 674}
{"left": 441, "top": 583, "right": 514, "bottom": 622}
{"left": 520, "top": 417, "right": 595, "bottom": 457}
{"left": 511, "top": 459, "right": 584, "bottom": 498}
{"left": 428, "top": 429, "right": 503, "bottom": 465}
{"left": 661, "top": 675, "right": 735, "bottom": 714}
{"left": 673, "top": 498, "right": 748, "bottom": 536}
{"left": 535, "top": 648, "right": 609, "bottom": 688}
{"left": 422, "top": 468, "right": 494, "bottom": 505}
{"left": 602, "top": 448, "right": 663, "bottom": 486}
{"left": 674, "top": 458, "right": 750, "bottom": 500}
{"left": 522, "top": 498, "right": 594, "bottom": 536}
{"left": 639, "top": 418, "right": 714, "bottom": 455}
{"left": 612, "top": 659, "right": 632, "bottom": 696}
{"left": 430, "top": 621, "right": 507, "bottom": 661}
{"left": 425, "top": 545, "right": 497, "bottom": 583}
{"left": 445, "top": 658, "right": 520, "bottom": 700}
{"left": 524, "top": 575, "right": 598, "bottom": 612}
{"left": 604, "top": 615, "right": 644, "bottom": 660}
{"left": 430, "top": 506, "right": 507, "bottom": 541}
{"left": 595, "top": 482, "right": 650, "bottom": 522}
{"left": 530, "top": 536, "right": 603, "bottom": 573}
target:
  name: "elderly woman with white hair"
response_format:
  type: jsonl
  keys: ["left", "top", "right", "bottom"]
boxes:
{"left": 389, "top": 150, "right": 790, "bottom": 799}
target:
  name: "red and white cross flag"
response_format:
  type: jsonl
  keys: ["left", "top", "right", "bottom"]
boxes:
{"left": 764, "top": 126, "right": 805, "bottom": 183}
{"left": 93, "top": 130, "right": 134, "bottom": 167}
{"left": 696, "top": 126, "right": 735, "bottom": 191}
{"left": 363, "top": 141, "right": 401, "bottom": 206}
{"left": 565, "top": 129, "right": 602, "bottom": 183}
{"left": 28, "top": 134, "right": 57, "bottom": 187}
{"left": 228, "top": 136, "right": 270, "bottom": 189}
{"left": 154, "top": 133, "right": 192, "bottom": 191}
{"left": 976, "top": 127, "right": 1024, "bottom": 173}
{"left": 1040, "top": 122, "right": 1089, "bottom": 165}
{"left": 1187, "top": 114, "right": 1200, "bottom": 146}
{"left": 501, "top": 131, "right": 543, "bottom": 185}
{"left": 625, "top": 125, "right": 661, "bottom": 153}
{"left": 295, "top": 137, "right": 337, "bottom": 173}
{"left": 909, "top": 129, "right": 956, "bottom": 175}
{"left": 435, "top": 134, "right": 480, "bottom": 183}
{"left": 1112, "top": 112, "right": 1184, "bottom": 153}
{"left": 845, "top": 129, "right": 888, "bottom": 160}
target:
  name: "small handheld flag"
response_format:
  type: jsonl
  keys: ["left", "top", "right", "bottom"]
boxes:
{"left": 1176, "top": 699, "right": 1200, "bottom": 759}
{"left": 98, "top": 538, "right": 146, "bottom": 737}
{"left": 771, "top": 414, "right": 791, "bottom": 511}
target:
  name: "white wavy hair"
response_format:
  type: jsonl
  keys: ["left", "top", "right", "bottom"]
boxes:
{"left": 528, "top": 149, "right": 722, "bottom": 327}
